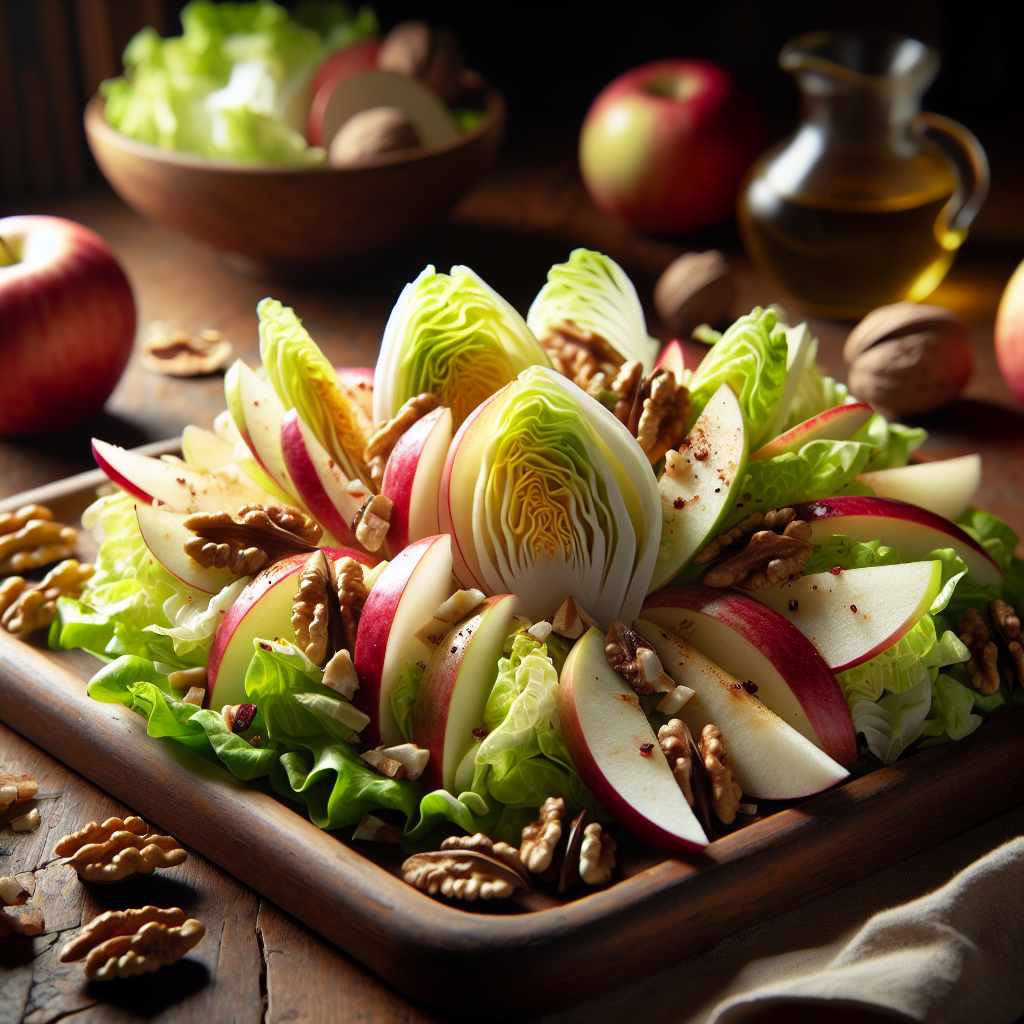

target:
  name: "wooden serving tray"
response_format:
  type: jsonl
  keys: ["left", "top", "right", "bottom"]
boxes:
{"left": 1, "top": 467, "right": 1021, "bottom": 1020}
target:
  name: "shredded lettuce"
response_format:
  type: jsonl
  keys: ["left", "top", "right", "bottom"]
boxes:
{"left": 686, "top": 306, "right": 789, "bottom": 449}
{"left": 526, "top": 249, "right": 660, "bottom": 372}
{"left": 919, "top": 672, "right": 983, "bottom": 745}
{"left": 851, "top": 678, "right": 932, "bottom": 764}
{"left": 853, "top": 414, "right": 927, "bottom": 472}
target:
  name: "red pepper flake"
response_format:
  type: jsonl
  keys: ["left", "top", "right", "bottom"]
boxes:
{"left": 472, "top": 728, "right": 488, "bottom": 739}
{"left": 673, "top": 497, "right": 685, "bottom": 509}
{"left": 850, "top": 604, "right": 858, "bottom": 613}
{"left": 829, "top": 566, "right": 842, "bottom": 576}
{"left": 259, "top": 641, "right": 272, "bottom": 651}
{"left": 694, "top": 449, "right": 709, "bottom": 461}
{"left": 788, "top": 599, "right": 798, "bottom": 611}
{"left": 639, "top": 743, "right": 653, "bottom": 757}
{"left": 450, "top": 646, "right": 458, "bottom": 654}
{"left": 742, "top": 680, "right": 758, "bottom": 695}
{"left": 714, "top": 487, "right": 721, "bottom": 493}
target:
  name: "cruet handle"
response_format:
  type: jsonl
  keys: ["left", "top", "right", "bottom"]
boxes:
{"left": 917, "top": 112, "right": 990, "bottom": 250}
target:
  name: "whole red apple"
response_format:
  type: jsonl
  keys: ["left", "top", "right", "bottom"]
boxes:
{"left": 995, "top": 258, "right": 1024, "bottom": 404}
{"left": 579, "top": 60, "right": 764, "bottom": 234}
{"left": 0, "top": 215, "right": 135, "bottom": 436}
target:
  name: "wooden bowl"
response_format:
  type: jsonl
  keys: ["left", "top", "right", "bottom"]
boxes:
{"left": 84, "top": 81, "right": 504, "bottom": 279}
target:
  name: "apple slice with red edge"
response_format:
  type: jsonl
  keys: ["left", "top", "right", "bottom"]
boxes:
{"left": 412, "top": 593, "right": 525, "bottom": 793}
{"left": 92, "top": 438, "right": 275, "bottom": 512}
{"left": 747, "top": 561, "right": 942, "bottom": 673}
{"left": 280, "top": 408, "right": 361, "bottom": 546}
{"left": 654, "top": 338, "right": 706, "bottom": 379}
{"left": 335, "top": 366, "right": 374, "bottom": 418}
{"left": 308, "top": 39, "right": 382, "bottom": 145}
{"left": 856, "top": 455, "right": 981, "bottom": 522}
{"left": 207, "top": 546, "right": 375, "bottom": 708}
{"left": 641, "top": 585, "right": 856, "bottom": 765}
{"left": 352, "top": 534, "right": 455, "bottom": 749}
{"left": 558, "top": 626, "right": 708, "bottom": 856}
{"left": 793, "top": 495, "right": 1002, "bottom": 586}
{"left": 649, "top": 381, "right": 748, "bottom": 592}
{"left": 135, "top": 503, "right": 236, "bottom": 596}
{"left": 750, "top": 402, "right": 875, "bottom": 461}
{"left": 382, "top": 405, "right": 453, "bottom": 553}
{"left": 633, "top": 620, "right": 849, "bottom": 800}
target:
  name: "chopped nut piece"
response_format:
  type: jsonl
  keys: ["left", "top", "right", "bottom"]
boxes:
{"left": 527, "top": 620, "right": 553, "bottom": 641}
{"left": 703, "top": 520, "right": 812, "bottom": 590}
{"left": 605, "top": 621, "right": 673, "bottom": 695}
{"left": 1, "top": 560, "right": 94, "bottom": 635}
{"left": 351, "top": 494, "right": 393, "bottom": 553}
{"left": 0, "top": 514, "right": 77, "bottom": 575}
{"left": 11, "top": 808, "right": 40, "bottom": 832}
{"left": 551, "top": 597, "right": 599, "bottom": 640}
{"left": 700, "top": 724, "right": 742, "bottom": 825}
{"left": 609, "top": 360, "right": 644, "bottom": 424}
{"left": 539, "top": 322, "right": 623, "bottom": 391}
{"left": 61, "top": 821, "right": 188, "bottom": 883}
{"left": 520, "top": 797, "right": 565, "bottom": 874}
{"left": 182, "top": 687, "right": 205, "bottom": 707}
{"left": 663, "top": 448, "right": 693, "bottom": 481}
{"left": 416, "top": 588, "right": 487, "bottom": 644}
{"left": 2, "top": 906, "right": 45, "bottom": 936}
{"left": 0, "top": 772, "right": 37, "bottom": 807}
{"left": 352, "top": 814, "right": 403, "bottom": 843}
{"left": 140, "top": 325, "right": 232, "bottom": 377}
{"left": 363, "top": 393, "right": 440, "bottom": 488}
{"left": 183, "top": 504, "right": 320, "bottom": 576}
{"left": 380, "top": 743, "right": 430, "bottom": 781}
{"left": 168, "top": 666, "right": 207, "bottom": 694}
{"left": 402, "top": 848, "right": 528, "bottom": 901}
{"left": 322, "top": 648, "right": 359, "bottom": 699}
{"left": 959, "top": 607, "right": 1000, "bottom": 695}
{"left": 222, "top": 704, "right": 257, "bottom": 733}
{"left": 55, "top": 816, "right": 148, "bottom": 857}
{"left": 989, "top": 599, "right": 1023, "bottom": 688}
{"left": 656, "top": 684, "right": 695, "bottom": 715}
{"left": 63, "top": 907, "right": 205, "bottom": 980}
{"left": 359, "top": 747, "right": 407, "bottom": 779}
{"left": 0, "top": 875, "right": 30, "bottom": 905}
{"left": 578, "top": 823, "right": 616, "bottom": 886}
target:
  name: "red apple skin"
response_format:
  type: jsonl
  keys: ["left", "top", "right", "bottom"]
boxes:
{"left": 579, "top": 60, "right": 765, "bottom": 234}
{"left": 557, "top": 669, "right": 706, "bottom": 857}
{"left": 0, "top": 216, "right": 135, "bottom": 436}
{"left": 995, "top": 259, "right": 1024, "bottom": 404}
{"left": 91, "top": 437, "right": 152, "bottom": 504}
{"left": 207, "top": 545, "right": 373, "bottom": 706}
{"left": 381, "top": 405, "right": 446, "bottom": 552}
{"left": 352, "top": 535, "right": 446, "bottom": 748}
{"left": 308, "top": 40, "right": 382, "bottom": 145}
{"left": 642, "top": 586, "right": 857, "bottom": 765}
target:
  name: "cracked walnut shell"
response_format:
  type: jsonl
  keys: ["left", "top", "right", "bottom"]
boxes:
{"left": 57, "top": 816, "right": 188, "bottom": 883}
{"left": 60, "top": 906, "right": 205, "bottom": 980}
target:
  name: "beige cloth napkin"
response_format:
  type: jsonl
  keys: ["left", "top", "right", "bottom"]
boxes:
{"left": 538, "top": 807, "right": 1023, "bottom": 1024}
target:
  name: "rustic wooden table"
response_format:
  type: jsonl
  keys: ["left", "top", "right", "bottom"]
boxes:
{"left": 1, "top": 139, "right": 1021, "bottom": 1023}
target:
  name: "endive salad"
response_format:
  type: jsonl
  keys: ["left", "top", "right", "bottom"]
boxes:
{"left": 52, "top": 250, "right": 1023, "bottom": 888}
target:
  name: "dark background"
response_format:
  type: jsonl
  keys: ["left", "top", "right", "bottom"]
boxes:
{"left": 0, "top": 0, "right": 1020, "bottom": 220}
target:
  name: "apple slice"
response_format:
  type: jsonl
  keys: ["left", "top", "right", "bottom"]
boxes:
{"left": 308, "top": 39, "right": 381, "bottom": 145}
{"left": 794, "top": 495, "right": 1002, "bottom": 586}
{"left": 352, "top": 535, "right": 456, "bottom": 749}
{"left": 856, "top": 455, "right": 981, "bottom": 522}
{"left": 558, "top": 626, "right": 708, "bottom": 855}
{"left": 381, "top": 406, "right": 453, "bottom": 553}
{"left": 181, "top": 425, "right": 234, "bottom": 470}
{"left": 634, "top": 620, "right": 849, "bottom": 800}
{"left": 749, "top": 561, "right": 942, "bottom": 672}
{"left": 207, "top": 546, "right": 373, "bottom": 708}
{"left": 92, "top": 438, "right": 275, "bottom": 513}
{"left": 641, "top": 585, "right": 856, "bottom": 765}
{"left": 281, "top": 408, "right": 361, "bottom": 546}
{"left": 649, "top": 382, "right": 748, "bottom": 592}
{"left": 751, "top": 402, "right": 875, "bottom": 461}
{"left": 135, "top": 503, "right": 236, "bottom": 595}
{"left": 654, "top": 338, "right": 706, "bottom": 379}
{"left": 335, "top": 366, "right": 374, "bottom": 418}
{"left": 413, "top": 593, "right": 525, "bottom": 793}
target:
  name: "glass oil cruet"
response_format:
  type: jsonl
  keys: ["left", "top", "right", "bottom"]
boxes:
{"left": 738, "top": 31, "right": 989, "bottom": 318}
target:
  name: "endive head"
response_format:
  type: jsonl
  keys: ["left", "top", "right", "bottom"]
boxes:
{"left": 440, "top": 365, "right": 661, "bottom": 627}
{"left": 527, "top": 249, "right": 660, "bottom": 372}
{"left": 373, "top": 265, "right": 551, "bottom": 430}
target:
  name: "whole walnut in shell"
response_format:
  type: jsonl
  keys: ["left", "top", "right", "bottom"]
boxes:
{"left": 329, "top": 107, "right": 420, "bottom": 167}
{"left": 377, "top": 21, "right": 464, "bottom": 104}
{"left": 844, "top": 302, "right": 971, "bottom": 416}
{"left": 654, "top": 251, "right": 735, "bottom": 338}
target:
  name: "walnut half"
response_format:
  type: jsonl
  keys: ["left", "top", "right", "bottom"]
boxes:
{"left": 605, "top": 620, "right": 674, "bottom": 695}
{"left": 402, "top": 835, "right": 529, "bottom": 902}
{"left": 56, "top": 816, "right": 188, "bottom": 883}
{"left": 0, "top": 560, "right": 94, "bottom": 635}
{"left": 520, "top": 797, "right": 565, "bottom": 874}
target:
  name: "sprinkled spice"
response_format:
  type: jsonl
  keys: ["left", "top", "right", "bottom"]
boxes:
{"left": 742, "top": 680, "right": 758, "bottom": 695}
{"left": 639, "top": 743, "right": 654, "bottom": 757}
{"left": 788, "top": 599, "right": 798, "bottom": 611}
{"left": 450, "top": 646, "right": 458, "bottom": 654}
{"left": 829, "top": 566, "right": 842, "bottom": 576}
{"left": 850, "top": 604, "right": 858, "bottom": 613}
{"left": 674, "top": 497, "right": 685, "bottom": 509}
{"left": 472, "top": 728, "right": 488, "bottom": 739}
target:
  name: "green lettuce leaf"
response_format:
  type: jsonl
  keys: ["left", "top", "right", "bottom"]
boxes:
{"left": 686, "top": 307, "right": 789, "bottom": 449}
{"left": 956, "top": 508, "right": 1019, "bottom": 572}
{"left": 804, "top": 535, "right": 901, "bottom": 575}
{"left": 851, "top": 678, "right": 932, "bottom": 764}
{"left": 781, "top": 360, "right": 850, "bottom": 433}
{"left": 526, "top": 249, "right": 660, "bottom": 371}
{"left": 854, "top": 415, "right": 927, "bottom": 471}
{"left": 390, "top": 662, "right": 424, "bottom": 743}
{"left": 919, "top": 672, "right": 983, "bottom": 744}
{"left": 374, "top": 265, "right": 551, "bottom": 429}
